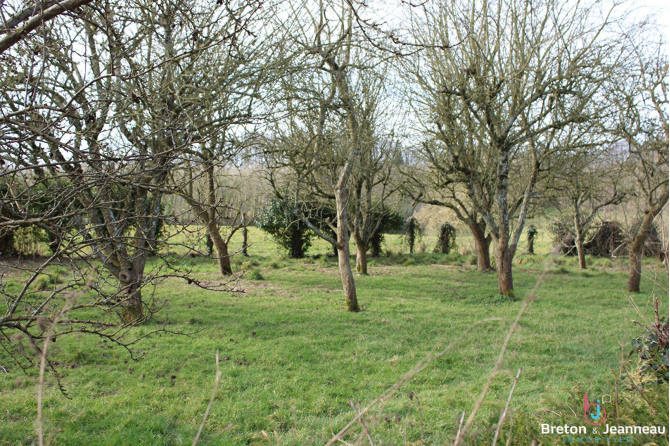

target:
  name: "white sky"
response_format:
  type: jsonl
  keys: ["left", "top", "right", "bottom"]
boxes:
{"left": 631, "top": 0, "right": 669, "bottom": 43}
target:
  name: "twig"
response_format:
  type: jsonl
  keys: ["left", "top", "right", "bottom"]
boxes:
{"left": 492, "top": 368, "right": 522, "bottom": 446}
{"left": 453, "top": 411, "right": 465, "bottom": 445}
{"left": 192, "top": 350, "right": 223, "bottom": 446}
{"left": 453, "top": 269, "right": 547, "bottom": 446}
{"left": 349, "top": 400, "right": 374, "bottom": 446}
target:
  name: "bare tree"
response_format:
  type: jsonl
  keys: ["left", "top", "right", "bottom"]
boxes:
{"left": 407, "top": 0, "right": 621, "bottom": 296}
{"left": 0, "top": 0, "right": 251, "bottom": 376}
{"left": 610, "top": 36, "right": 668, "bottom": 292}
{"left": 549, "top": 141, "right": 626, "bottom": 269}
{"left": 401, "top": 137, "right": 496, "bottom": 271}
{"left": 348, "top": 74, "right": 400, "bottom": 275}
{"left": 159, "top": 0, "right": 270, "bottom": 277}
{"left": 0, "top": 0, "right": 173, "bottom": 322}
{"left": 263, "top": 0, "right": 392, "bottom": 311}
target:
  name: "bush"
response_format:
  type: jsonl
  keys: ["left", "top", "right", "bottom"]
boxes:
{"left": 369, "top": 208, "right": 404, "bottom": 257}
{"left": 257, "top": 198, "right": 314, "bottom": 259}
{"left": 629, "top": 298, "right": 669, "bottom": 386}
{"left": 433, "top": 222, "right": 457, "bottom": 254}
{"left": 403, "top": 217, "right": 423, "bottom": 254}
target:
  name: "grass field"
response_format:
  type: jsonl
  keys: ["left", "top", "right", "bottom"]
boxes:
{"left": 0, "top": 227, "right": 668, "bottom": 445}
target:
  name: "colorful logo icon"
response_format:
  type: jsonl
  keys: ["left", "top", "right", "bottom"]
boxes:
{"left": 583, "top": 394, "right": 607, "bottom": 426}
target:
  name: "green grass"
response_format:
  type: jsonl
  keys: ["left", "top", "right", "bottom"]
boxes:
{"left": 0, "top": 228, "right": 667, "bottom": 445}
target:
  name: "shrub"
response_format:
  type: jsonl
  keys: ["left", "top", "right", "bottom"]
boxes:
{"left": 403, "top": 217, "right": 423, "bottom": 254}
{"left": 369, "top": 208, "right": 404, "bottom": 257}
{"left": 526, "top": 225, "right": 538, "bottom": 254}
{"left": 433, "top": 222, "right": 457, "bottom": 254}
{"left": 257, "top": 198, "right": 314, "bottom": 259}
{"left": 629, "top": 298, "right": 668, "bottom": 386}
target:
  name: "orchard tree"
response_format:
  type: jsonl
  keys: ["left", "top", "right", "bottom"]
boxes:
{"left": 162, "top": 0, "right": 275, "bottom": 277}
{"left": 348, "top": 75, "right": 401, "bottom": 275}
{"left": 610, "top": 36, "right": 668, "bottom": 292}
{"left": 265, "top": 0, "right": 392, "bottom": 311}
{"left": 0, "top": 0, "right": 174, "bottom": 386}
{"left": 407, "top": 0, "right": 621, "bottom": 296}
{"left": 548, "top": 141, "right": 626, "bottom": 269}
{"left": 402, "top": 138, "right": 495, "bottom": 271}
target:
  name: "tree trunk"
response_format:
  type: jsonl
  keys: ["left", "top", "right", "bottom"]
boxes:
{"left": 206, "top": 234, "right": 213, "bottom": 256}
{"left": 628, "top": 212, "right": 654, "bottom": 292}
{"left": 370, "top": 233, "right": 382, "bottom": 257}
{"left": 289, "top": 226, "right": 305, "bottom": 258}
{"left": 526, "top": 228, "right": 536, "bottom": 255}
{"left": 202, "top": 158, "right": 232, "bottom": 276}
{"left": 336, "top": 195, "right": 359, "bottom": 311}
{"left": 354, "top": 236, "right": 368, "bottom": 275}
{"left": 575, "top": 236, "right": 586, "bottom": 269}
{"left": 208, "top": 222, "right": 232, "bottom": 276}
{"left": 574, "top": 225, "right": 587, "bottom": 270}
{"left": 242, "top": 226, "right": 249, "bottom": 257}
{"left": 118, "top": 265, "right": 144, "bottom": 324}
{"left": 628, "top": 244, "right": 643, "bottom": 293}
{"left": 628, "top": 186, "right": 668, "bottom": 292}
{"left": 470, "top": 222, "right": 492, "bottom": 271}
{"left": 495, "top": 240, "right": 514, "bottom": 297}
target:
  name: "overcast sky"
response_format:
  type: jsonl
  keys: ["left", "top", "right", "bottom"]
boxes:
{"left": 631, "top": 0, "right": 669, "bottom": 43}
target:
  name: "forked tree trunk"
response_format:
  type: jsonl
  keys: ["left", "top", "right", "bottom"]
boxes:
{"left": 336, "top": 195, "right": 359, "bottom": 311}
{"left": 495, "top": 240, "right": 514, "bottom": 297}
{"left": 470, "top": 223, "right": 492, "bottom": 271}
{"left": 204, "top": 158, "right": 232, "bottom": 276}
{"left": 354, "top": 236, "right": 368, "bottom": 275}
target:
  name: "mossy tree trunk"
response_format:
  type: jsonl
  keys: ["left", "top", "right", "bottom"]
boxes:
{"left": 117, "top": 263, "right": 145, "bottom": 324}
